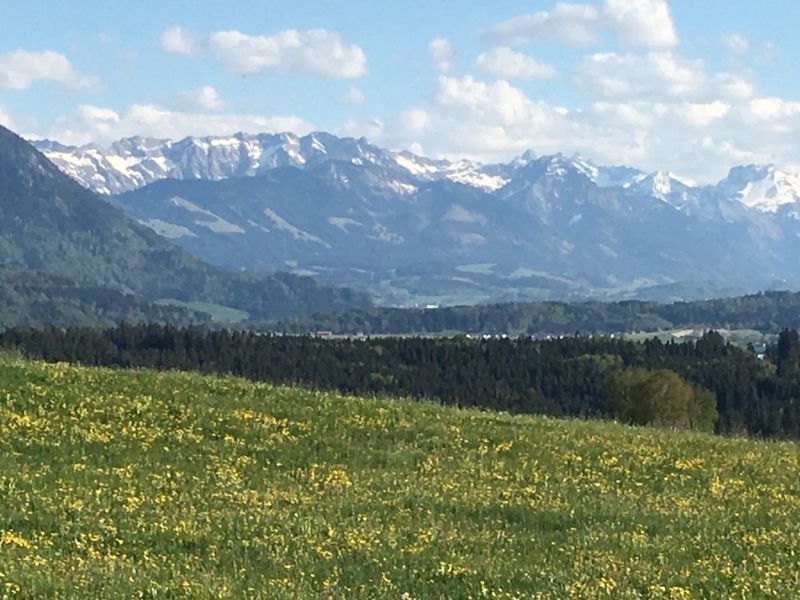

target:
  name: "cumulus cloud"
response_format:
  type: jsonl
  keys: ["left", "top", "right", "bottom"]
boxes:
{"left": 476, "top": 47, "right": 556, "bottom": 79}
{"left": 0, "top": 106, "right": 13, "bottom": 128}
{"left": 574, "top": 50, "right": 756, "bottom": 104}
{"left": 47, "top": 103, "right": 313, "bottom": 146}
{"left": 428, "top": 37, "right": 455, "bottom": 72}
{"left": 208, "top": 29, "right": 366, "bottom": 78}
{"left": 0, "top": 49, "right": 98, "bottom": 90}
{"left": 482, "top": 3, "right": 601, "bottom": 46}
{"left": 159, "top": 26, "right": 366, "bottom": 78}
{"left": 482, "top": 0, "right": 676, "bottom": 48}
{"left": 714, "top": 73, "right": 754, "bottom": 101}
{"left": 181, "top": 85, "right": 223, "bottom": 110}
{"left": 371, "top": 76, "right": 577, "bottom": 162}
{"left": 603, "top": 0, "right": 677, "bottom": 48}
{"left": 745, "top": 97, "right": 800, "bottom": 122}
{"left": 159, "top": 26, "right": 200, "bottom": 56}
{"left": 575, "top": 52, "right": 705, "bottom": 99}
{"left": 343, "top": 73, "right": 800, "bottom": 183}
{"left": 671, "top": 101, "right": 730, "bottom": 127}
{"left": 341, "top": 85, "right": 365, "bottom": 104}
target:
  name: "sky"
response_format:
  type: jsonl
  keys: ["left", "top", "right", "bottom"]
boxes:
{"left": 2, "top": 0, "right": 800, "bottom": 182}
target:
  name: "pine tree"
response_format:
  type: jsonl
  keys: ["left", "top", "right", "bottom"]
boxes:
{"left": 777, "top": 329, "right": 800, "bottom": 377}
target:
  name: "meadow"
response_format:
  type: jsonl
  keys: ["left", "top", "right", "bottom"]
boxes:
{"left": 1, "top": 353, "right": 799, "bottom": 598}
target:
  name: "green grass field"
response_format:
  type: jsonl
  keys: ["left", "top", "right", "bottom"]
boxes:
{"left": 625, "top": 328, "right": 772, "bottom": 347}
{"left": 1, "top": 354, "right": 799, "bottom": 598}
{"left": 155, "top": 299, "right": 250, "bottom": 324}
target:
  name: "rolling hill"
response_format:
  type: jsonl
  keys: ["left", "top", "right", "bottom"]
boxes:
{"left": 1, "top": 354, "right": 798, "bottom": 597}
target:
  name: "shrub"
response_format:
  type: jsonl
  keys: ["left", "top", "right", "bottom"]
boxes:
{"left": 607, "top": 368, "right": 718, "bottom": 432}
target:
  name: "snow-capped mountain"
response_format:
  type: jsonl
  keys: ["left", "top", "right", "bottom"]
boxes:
{"left": 717, "top": 165, "right": 800, "bottom": 214}
{"left": 33, "top": 132, "right": 505, "bottom": 195}
{"left": 31, "top": 131, "right": 800, "bottom": 305}
{"left": 627, "top": 171, "right": 696, "bottom": 200}
{"left": 36, "top": 131, "right": 800, "bottom": 217}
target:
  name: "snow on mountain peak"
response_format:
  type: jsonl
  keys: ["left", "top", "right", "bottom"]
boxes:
{"left": 509, "top": 149, "right": 538, "bottom": 167}
{"left": 30, "top": 130, "right": 800, "bottom": 222}
{"left": 569, "top": 155, "right": 599, "bottom": 180}
{"left": 631, "top": 171, "right": 697, "bottom": 200}
{"left": 719, "top": 164, "right": 800, "bottom": 213}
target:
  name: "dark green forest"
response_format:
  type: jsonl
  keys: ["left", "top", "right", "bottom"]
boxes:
{"left": 4, "top": 324, "right": 800, "bottom": 440}
{"left": 0, "top": 267, "right": 215, "bottom": 328}
{"left": 266, "top": 290, "right": 800, "bottom": 335}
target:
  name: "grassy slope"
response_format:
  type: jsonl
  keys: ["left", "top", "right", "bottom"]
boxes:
{"left": 1, "top": 356, "right": 799, "bottom": 598}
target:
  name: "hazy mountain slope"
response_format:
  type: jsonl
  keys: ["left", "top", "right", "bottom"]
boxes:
{"left": 111, "top": 151, "right": 800, "bottom": 304}
{"left": 0, "top": 125, "right": 371, "bottom": 319}
{"left": 36, "top": 130, "right": 800, "bottom": 304}
{"left": 0, "top": 266, "right": 212, "bottom": 329}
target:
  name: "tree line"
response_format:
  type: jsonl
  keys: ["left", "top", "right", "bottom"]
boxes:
{"left": 4, "top": 324, "right": 800, "bottom": 439}
{"left": 265, "top": 290, "right": 800, "bottom": 336}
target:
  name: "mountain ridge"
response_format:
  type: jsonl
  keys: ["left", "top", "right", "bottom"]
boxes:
{"left": 31, "top": 130, "right": 800, "bottom": 305}
{"left": 34, "top": 132, "right": 800, "bottom": 218}
{"left": 0, "top": 125, "right": 372, "bottom": 323}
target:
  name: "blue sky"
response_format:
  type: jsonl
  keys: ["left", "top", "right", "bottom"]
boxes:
{"left": 2, "top": 0, "right": 800, "bottom": 181}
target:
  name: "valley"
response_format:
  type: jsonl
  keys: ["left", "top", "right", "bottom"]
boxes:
{"left": 5, "top": 2, "right": 800, "bottom": 598}
{"left": 36, "top": 132, "right": 800, "bottom": 305}
{"left": 0, "top": 126, "right": 372, "bottom": 326}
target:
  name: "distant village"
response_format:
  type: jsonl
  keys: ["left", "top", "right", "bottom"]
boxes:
{"left": 310, "top": 327, "right": 772, "bottom": 359}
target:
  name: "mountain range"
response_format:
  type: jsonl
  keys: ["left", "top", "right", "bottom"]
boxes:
{"left": 0, "top": 125, "right": 371, "bottom": 328}
{"left": 34, "top": 132, "right": 800, "bottom": 305}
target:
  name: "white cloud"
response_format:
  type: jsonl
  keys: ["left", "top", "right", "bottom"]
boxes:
{"left": 0, "top": 49, "right": 98, "bottom": 90}
{"left": 207, "top": 29, "right": 366, "bottom": 78}
{"left": 575, "top": 52, "right": 706, "bottom": 99}
{"left": 428, "top": 37, "right": 455, "bottom": 72}
{"left": 339, "top": 116, "right": 384, "bottom": 140}
{"left": 714, "top": 73, "right": 754, "bottom": 101}
{"left": 476, "top": 47, "right": 556, "bottom": 79}
{"left": 482, "top": 3, "right": 601, "bottom": 46}
{"left": 745, "top": 97, "right": 800, "bottom": 121}
{"left": 341, "top": 73, "right": 800, "bottom": 183}
{"left": 482, "top": 0, "right": 676, "bottom": 48}
{"left": 589, "top": 101, "right": 663, "bottom": 128}
{"left": 341, "top": 85, "right": 365, "bottom": 104}
{"left": 721, "top": 33, "right": 750, "bottom": 55}
{"left": 159, "top": 26, "right": 200, "bottom": 56}
{"left": 575, "top": 50, "right": 754, "bottom": 103}
{"left": 78, "top": 105, "right": 119, "bottom": 122}
{"left": 48, "top": 103, "right": 313, "bottom": 146}
{"left": 181, "top": 85, "right": 223, "bottom": 110}
{"left": 603, "top": 0, "right": 677, "bottom": 48}
{"left": 371, "top": 76, "right": 576, "bottom": 162}
{"left": 672, "top": 101, "right": 730, "bottom": 127}
{"left": 0, "top": 106, "right": 13, "bottom": 128}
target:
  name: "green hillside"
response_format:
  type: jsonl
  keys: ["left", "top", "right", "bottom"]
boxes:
{"left": 267, "top": 290, "right": 800, "bottom": 337}
{"left": 0, "top": 267, "right": 214, "bottom": 329}
{"left": 1, "top": 355, "right": 798, "bottom": 598}
{"left": 0, "top": 125, "right": 371, "bottom": 323}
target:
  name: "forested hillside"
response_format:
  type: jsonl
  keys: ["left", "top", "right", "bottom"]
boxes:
{"left": 5, "top": 324, "right": 800, "bottom": 439}
{"left": 267, "top": 290, "right": 800, "bottom": 335}
{"left": 0, "top": 125, "right": 371, "bottom": 322}
{"left": 0, "top": 267, "right": 213, "bottom": 328}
